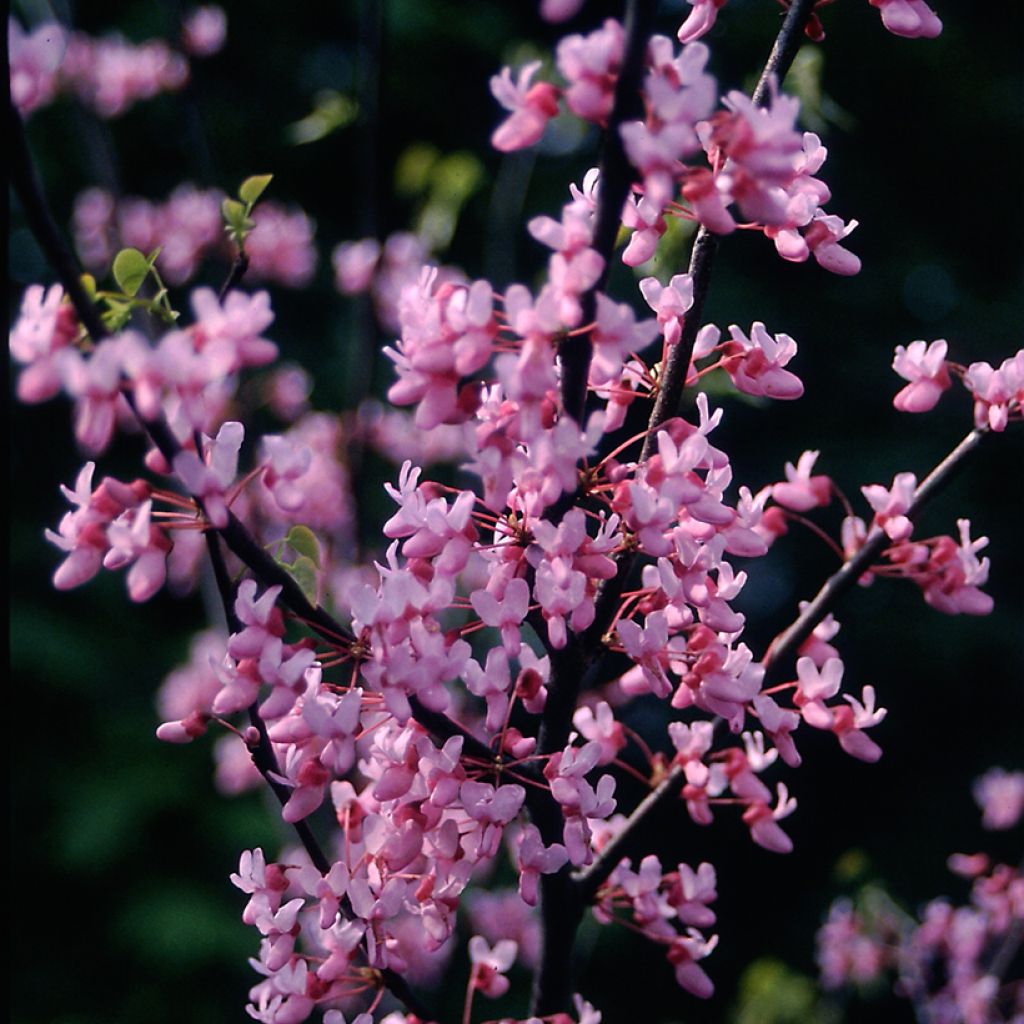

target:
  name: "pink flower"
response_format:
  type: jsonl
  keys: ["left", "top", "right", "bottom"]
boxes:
{"left": 468, "top": 935, "right": 518, "bottom": 998}
{"left": 246, "top": 203, "right": 317, "bottom": 289}
{"left": 9, "top": 283, "right": 79, "bottom": 403}
{"left": 892, "top": 339, "right": 952, "bottom": 412}
{"left": 667, "top": 930, "right": 718, "bottom": 997}
{"left": 540, "top": 0, "right": 585, "bottom": 21}
{"left": 573, "top": 701, "right": 625, "bottom": 764}
{"left": 743, "top": 782, "right": 797, "bottom": 854}
{"left": 490, "top": 62, "right": 561, "bottom": 152}
{"left": 332, "top": 238, "right": 381, "bottom": 294}
{"left": 515, "top": 825, "right": 569, "bottom": 906}
{"left": 862, "top": 472, "right": 916, "bottom": 542}
{"left": 556, "top": 19, "right": 625, "bottom": 124}
{"left": 721, "top": 322, "right": 803, "bottom": 400}
{"left": 60, "top": 338, "right": 128, "bottom": 454}
{"left": 8, "top": 18, "right": 66, "bottom": 116}
{"left": 973, "top": 768, "right": 1024, "bottom": 830}
{"left": 869, "top": 0, "right": 942, "bottom": 39}
{"left": 639, "top": 274, "right": 694, "bottom": 347}
{"left": 963, "top": 351, "right": 1024, "bottom": 432}
{"left": 803, "top": 211, "right": 861, "bottom": 276}
{"left": 677, "top": 0, "right": 729, "bottom": 44}
{"left": 181, "top": 6, "right": 227, "bottom": 57}
{"left": 771, "top": 450, "right": 832, "bottom": 512}
{"left": 173, "top": 421, "right": 246, "bottom": 528}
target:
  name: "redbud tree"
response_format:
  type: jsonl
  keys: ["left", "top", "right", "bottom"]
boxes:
{"left": 9, "top": 2, "right": 1023, "bottom": 1023}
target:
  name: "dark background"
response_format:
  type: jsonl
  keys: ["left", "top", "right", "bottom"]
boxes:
{"left": 9, "top": 1, "right": 1023, "bottom": 1022}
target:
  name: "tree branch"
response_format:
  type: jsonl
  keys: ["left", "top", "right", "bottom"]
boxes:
{"left": 570, "top": 424, "right": 996, "bottom": 902}
{"left": 761, "top": 425, "right": 991, "bottom": 678}
{"left": 13, "top": 97, "right": 443, "bottom": 1022}
{"left": 530, "top": 3, "right": 823, "bottom": 1012}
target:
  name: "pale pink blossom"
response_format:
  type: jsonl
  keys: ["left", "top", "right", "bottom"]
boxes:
{"left": 963, "top": 351, "right": 1024, "bottom": 432}
{"left": 9, "top": 284, "right": 79, "bottom": 403}
{"left": 332, "top": 238, "right": 381, "bottom": 294}
{"left": 181, "top": 6, "right": 227, "bottom": 57}
{"left": 862, "top": 472, "right": 916, "bottom": 542}
{"left": 870, "top": 0, "right": 942, "bottom": 39}
{"left": 173, "top": 421, "right": 245, "bottom": 528}
{"left": 490, "top": 62, "right": 561, "bottom": 152}
{"left": 972, "top": 768, "right": 1024, "bottom": 830}
{"left": 771, "top": 450, "right": 831, "bottom": 512}
{"left": 557, "top": 19, "right": 625, "bottom": 124}
{"left": 468, "top": 935, "right": 518, "bottom": 998}
{"left": 677, "top": 0, "right": 728, "bottom": 43}
{"left": 892, "top": 339, "right": 952, "bottom": 412}
{"left": 8, "top": 18, "right": 66, "bottom": 116}
{"left": 721, "top": 322, "right": 803, "bottom": 400}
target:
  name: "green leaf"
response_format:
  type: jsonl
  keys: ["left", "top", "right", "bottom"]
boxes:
{"left": 222, "top": 197, "right": 248, "bottom": 230}
{"left": 395, "top": 142, "right": 440, "bottom": 197}
{"left": 80, "top": 273, "right": 98, "bottom": 299}
{"left": 102, "top": 298, "right": 133, "bottom": 331}
{"left": 429, "top": 151, "right": 483, "bottom": 206}
{"left": 239, "top": 174, "right": 273, "bottom": 206}
{"left": 112, "top": 247, "right": 150, "bottom": 297}
{"left": 286, "top": 92, "right": 358, "bottom": 146}
{"left": 285, "top": 526, "right": 321, "bottom": 568}
{"left": 289, "top": 555, "right": 319, "bottom": 604}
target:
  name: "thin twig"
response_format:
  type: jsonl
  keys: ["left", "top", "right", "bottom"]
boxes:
{"left": 761, "top": 426, "right": 990, "bottom": 678}
{"left": 570, "top": 425, "right": 996, "bottom": 901}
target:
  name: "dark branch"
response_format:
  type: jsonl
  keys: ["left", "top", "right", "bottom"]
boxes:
{"left": 9, "top": 102, "right": 108, "bottom": 343}
{"left": 14, "top": 94, "right": 442, "bottom": 1023}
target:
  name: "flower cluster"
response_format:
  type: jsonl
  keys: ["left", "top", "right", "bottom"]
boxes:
{"left": 892, "top": 339, "right": 1024, "bottom": 430}
{"left": 491, "top": 25, "right": 861, "bottom": 275}
{"left": 74, "top": 185, "right": 318, "bottom": 288}
{"left": 9, "top": 1, "right": 1020, "bottom": 1023}
{"left": 817, "top": 770, "right": 1023, "bottom": 1024}
{"left": 8, "top": 10, "right": 226, "bottom": 120}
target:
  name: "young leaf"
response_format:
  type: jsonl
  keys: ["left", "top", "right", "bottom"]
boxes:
{"left": 285, "top": 526, "right": 321, "bottom": 569}
{"left": 112, "top": 248, "right": 151, "bottom": 297}
{"left": 239, "top": 174, "right": 273, "bottom": 206}
{"left": 80, "top": 274, "right": 98, "bottom": 299}
{"left": 288, "top": 556, "right": 319, "bottom": 604}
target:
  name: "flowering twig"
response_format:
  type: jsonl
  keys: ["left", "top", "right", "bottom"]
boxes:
{"left": 571, "top": 424, "right": 996, "bottom": 903}
{"left": 559, "top": 0, "right": 659, "bottom": 427}
{"left": 761, "top": 425, "right": 991, "bottom": 678}
{"left": 12, "top": 98, "right": 442, "bottom": 1022}
{"left": 531, "top": 0, "right": 822, "bottom": 1014}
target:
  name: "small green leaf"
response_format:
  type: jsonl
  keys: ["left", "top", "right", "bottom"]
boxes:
{"left": 222, "top": 197, "right": 248, "bottom": 229}
{"left": 289, "top": 555, "right": 319, "bottom": 603}
{"left": 102, "top": 299, "right": 133, "bottom": 331}
{"left": 285, "top": 526, "right": 321, "bottom": 568}
{"left": 80, "top": 273, "right": 98, "bottom": 299}
{"left": 112, "top": 247, "right": 150, "bottom": 297}
{"left": 239, "top": 174, "right": 273, "bottom": 206}
{"left": 429, "top": 151, "right": 483, "bottom": 206}
{"left": 286, "top": 92, "right": 358, "bottom": 146}
{"left": 395, "top": 142, "right": 440, "bottom": 198}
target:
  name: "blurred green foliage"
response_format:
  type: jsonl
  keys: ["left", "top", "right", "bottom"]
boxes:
{"left": 9, "top": 1, "right": 1023, "bottom": 1023}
